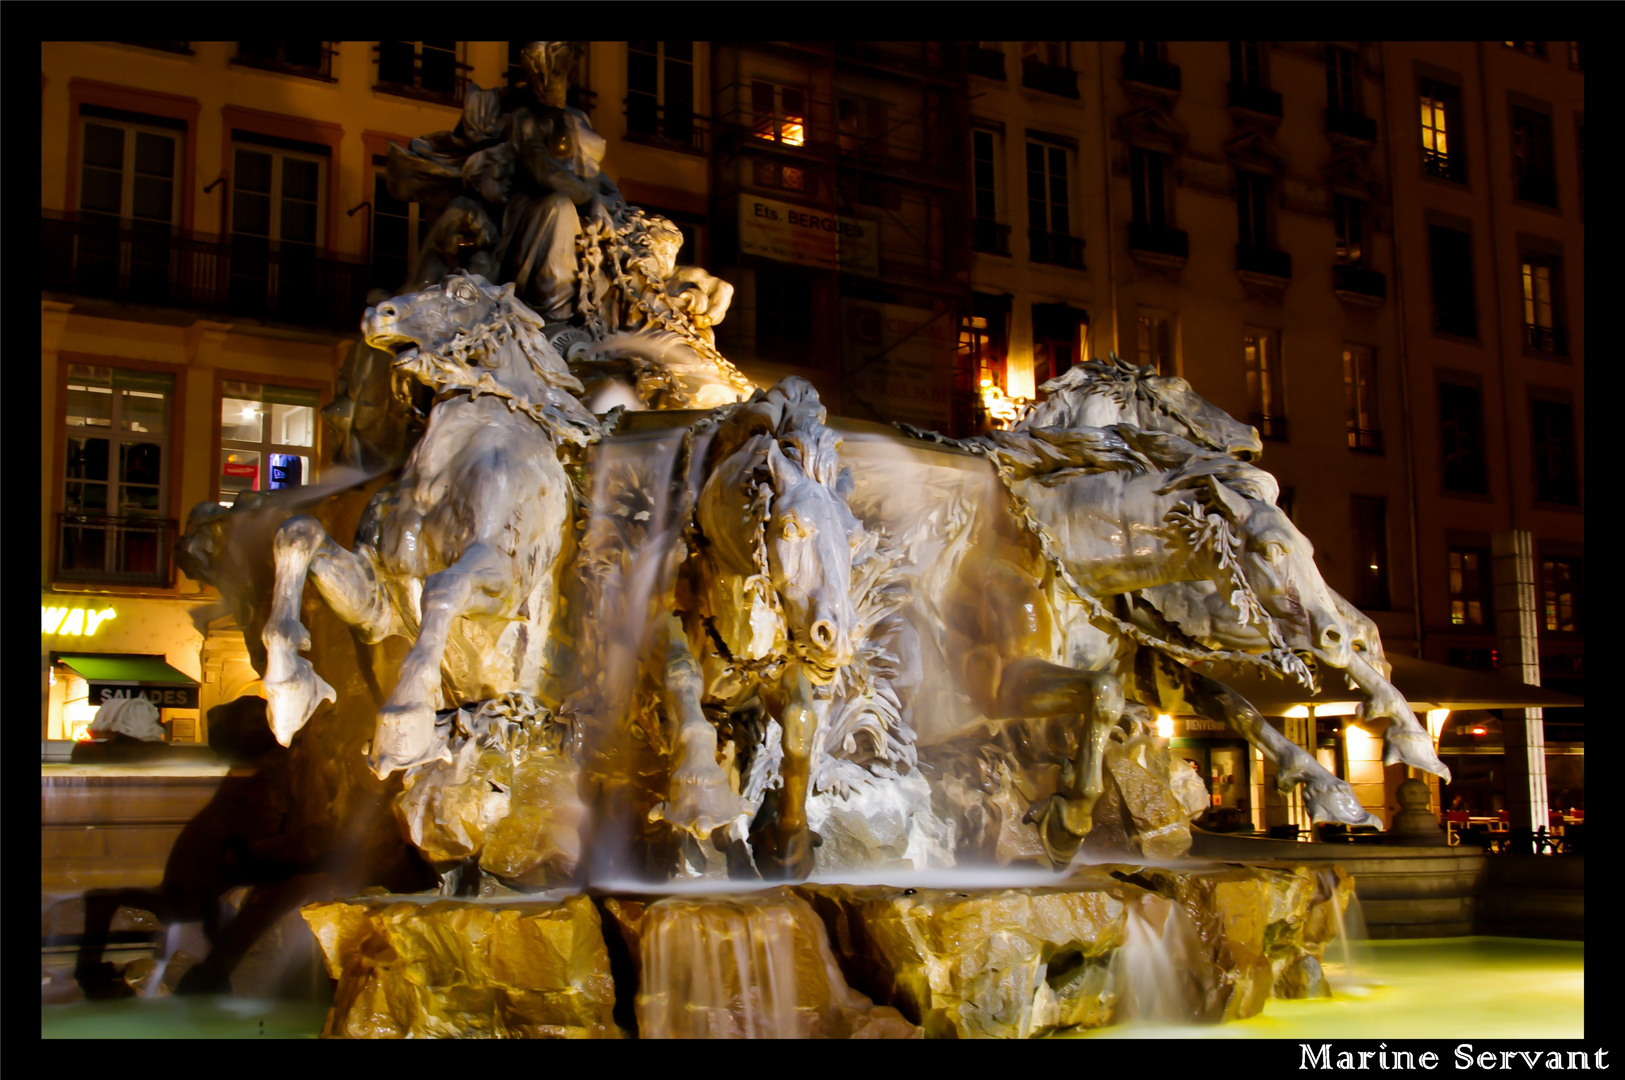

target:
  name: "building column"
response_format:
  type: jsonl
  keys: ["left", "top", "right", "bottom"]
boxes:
{"left": 1492, "top": 529, "right": 1547, "bottom": 833}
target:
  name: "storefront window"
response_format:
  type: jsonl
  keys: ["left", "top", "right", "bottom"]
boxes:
{"left": 219, "top": 380, "right": 318, "bottom": 505}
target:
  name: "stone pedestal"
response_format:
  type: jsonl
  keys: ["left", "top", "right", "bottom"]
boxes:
{"left": 1385, "top": 777, "right": 1449, "bottom": 846}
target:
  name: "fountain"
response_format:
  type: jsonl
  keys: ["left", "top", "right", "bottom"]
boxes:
{"left": 91, "top": 42, "right": 1456, "bottom": 1038}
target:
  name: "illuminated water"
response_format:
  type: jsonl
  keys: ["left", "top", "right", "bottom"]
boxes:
{"left": 41, "top": 937, "right": 1581, "bottom": 1039}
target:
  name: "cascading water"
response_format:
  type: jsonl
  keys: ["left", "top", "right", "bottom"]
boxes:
{"left": 637, "top": 896, "right": 806, "bottom": 1037}
{"left": 1110, "top": 898, "right": 1203, "bottom": 1025}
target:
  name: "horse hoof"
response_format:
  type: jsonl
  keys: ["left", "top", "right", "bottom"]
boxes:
{"left": 368, "top": 702, "right": 441, "bottom": 778}
{"left": 1305, "top": 781, "right": 1385, "bottom": 830}
{"left": 263, "top": 657, "right": 336, "bottom": 746}
{"left": 1382, "top": 731, "right": 1452, "bottom": 782}
{"left": 1035, "top": 796, "right": 1088, "bottom": 870}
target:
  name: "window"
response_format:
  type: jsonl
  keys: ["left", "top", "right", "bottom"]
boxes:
{"left": 752, "top": 159, "right": 808, "bottom": 194}
{"left": 971, "top": 129, "right": 1008, "bottom": 256}
{"left": 1520, "top": 253, "right": 1562, "bottom": 356}
{"left": 377, "top": 41, "right": 463, "bottom": 103}
{"left": 1137, "top": 311, "right": 1174, "bottom": 375}
{"left": 1541, "top": 556, "right": 1579, "bottom": 632}
{"left": 1229, "top": 41, "right": 1264, "bottom": 89}
{"left": 1568, "top": 42, "right": 1584, "bottom": 72}
{"left": 1326, "top": 46, "right": 1360, "bottom": 114}
{"left": 60, "top": 364, "right": 175, "bottom": 583}
{"left": 218, "top": 381, "right": 319, "bottom": 506}
{"left": 754, "top": 267, "right": 813, "bottom": 362}
{"left": 1351, "top": 496, "right": 1390, "bottom": 610}
{"left": 371, "top": 162, "right": 429, "bottom": 295}
{"left": 1429, "top": 225, "right": 1476, "bottom": 337}
{"left": 78, "top": 113, "right": 181, "bottom": 226}
{"left": 1130, "top": 147, "right": 1168, "bottom": 228}
{"left": 1023, "top": 42, "right": 1071, "bottom": 69}
{"left": 1438, "top": 382, "right": 1487, "bottom": 494}
{"left": 838, "top": 96, "right": 889, "bottom": 158}
{"left": 1032, "top": 303, "right": 1087, "bottom": 389}
{"left": 1333, "top": 195, "right": 1366, "bottom": 267}
{"left": 1530, "top": 398, "right": 1578, "bottom": 506}
{"left": 230, "top": 139, "right": 326, "bottom": 249}
{"left": 969, "top": 42, "right": 1006, "bottom": 81}
{"left": 751, "top": 81, "right": 806, "bottom": 147}
{"left": 1511, "top": 106, "right": 1557, "bottom": 206}
{"left": 1027, "top": 139, "right": 1081, "bottom": 267}
{"left": 1503, "top": 42, "right": 1545, "bottom": 57}
{"left": 1243, "top": 327, "right": 1285, "bottom": 440}
{"left": 960, "top": 293, "right": 1010, "bottom": 393}
{"left": 1343, "top": 345, "right": 1380, "bottom": 452}
{"left": 1021, "top": 43, "right": 1078, "bottom": 98}
{"left": 1447, "top": 547, "right": 1491, "bottom": 627}
{"left": 627, "top": 42, "right": 695, "bottom": 149}
{"left": 235, "top": 42, "right": 332, "bottom": 80}
{"left": 1419, "top": 78, "right": 1465, "bottom": 182}
{"left": 1236, "top": 170, "right": 1272, "bottom": 252}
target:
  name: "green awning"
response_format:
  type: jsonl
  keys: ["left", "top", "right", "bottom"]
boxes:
{"left": 58, "top": 655, "right": 197, "bottom": 686}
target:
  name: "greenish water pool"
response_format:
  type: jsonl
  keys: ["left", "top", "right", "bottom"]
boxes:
{"left": 43, "top": 937, "right": 1581, "bottom": 1039}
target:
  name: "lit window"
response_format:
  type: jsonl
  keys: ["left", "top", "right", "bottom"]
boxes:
{"left": 1522, "top": 257, "right": 1553, "bottom": 332}
{"left": 1343, "top": 345, "right": 1379, "bottom": 452}
{"left": 1137, "top": 311, "right": 1174, "bottom": 375}
{"left": 1541, "top": 556, "right": 1578, "bottom": 632}
{"left": 1447, "top": 548, "right": 1488, "bottom": 626}
{"left": 218, "top": 380, "right": 318, "bottom": 506}
{"left": 752, "top": 81, "right": 806, "bottom": 147}
{"left": 1243, "top": 327, "right": 1285, "bottom": 439}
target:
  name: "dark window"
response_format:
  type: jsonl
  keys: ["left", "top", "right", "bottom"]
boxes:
{"left": 1027, "top": 140, "right": 1069, "bottom": 236}
{"left": 371, "top": 165, "right": 428, "bottom": 294}
{"left": 79, "top": 118, "right": 179, "bottom": 226}
{"left": 1351, "top": 496, "right": 1390, "bottom": 610}
{"left": 377, "top": 41, "right": 462, "bottom": 102}
{"left": 1333, "top": 195, "right": 1365, "bottom": 266}
{"left": 1429, "top": 225, "right": 1476, "bottom": 336}
{"left": 627, "top": 42, "right": 694, "bottom": 147}
{"left": 1541, "top": 556, "right": 1580, "bottom": 632}
{"left": 1511, "top": 106, "right": 1557, "bottom": 206}
{"left": 1032, "top": 303, "right": 1086, "bottom": 388}
{"left": 1130, "top": 147, "right": 1167, "bottom": 228}
{"left": 1419, "top": 78, "right": 1465, "bottom": 182}
{"left": 1229, "top": 41, "right": 1265, "bottom": 89}
{"left": 1447, "top": 547, "right": 1491, "bottom": 627}
{"left": 1236, "top": 171, "right": 1270, "bottom": 251}
{"left": 1343, "top": 345, "right": 1380, "bottom": 452}
{"left": 1439, "top": 383, "right": 1487, "bottom": 494}
{"left": 973, "top": 130, "right": 998, "bottom": 222}
{"left": 754, "top": 267, "right": 813, "bottom": 363}
{"left": 236, "top": 42, "right": 331, "bottom": 79}
{"left": 1326, "top": 46, "right": 1360, "bottom": 113}
{"left": 1531, "top": 399, "right": 1578, "bottom": 505}
{"left": 1503, "top": 42, "right": 1545, "bottom": 57}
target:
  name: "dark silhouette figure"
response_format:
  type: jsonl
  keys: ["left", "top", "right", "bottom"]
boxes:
{"left": 70, "top": 696, "right": 432, "bottom": 998}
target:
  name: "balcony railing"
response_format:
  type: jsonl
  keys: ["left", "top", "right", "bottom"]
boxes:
{"left": 1334, "top": 264, "right": 1387, "bottom": 301}
{"left": 374, "top": 43, "right": 471, "bottom": 106}
{"left": 1021, "top": 57, "right": 1079, "bottom": 99}
{"left": 43, "top": 211, "right": 372, "bottom": 332}
{"left": 1122, "top": 54, "right": 1181, "bottom": 93}
{"left": 1516, "top": 173, "right": 1557, "bottom": 207}
{"left": 56, "top": 514, "right": 177, "bottom": 587}
{"left": 1129, "top": 222, "right": 1188, "bottom": 261}
{"left": 1249, "top": 413, "right": 1289, "bottom": 442}
{"left": 233, "top": 43, "right": 336, "bottom": 82}
{"left": 1524, "top": 323, "right": 1567, "bottom": 358}
{"left": 1029, "top": 229, "right": 1085, "bottom": 269}
{"left": 973, "top": 218, "right": 1011, "bottom": 256}
{"left": 1227, "top": 81, "right": 1283, "bottom": 118}
{"left": 624, "top": 101, "right": 710, "bottom": 156}
{"left": 1347, "top": 427, "right": 1385, "bottom": 454}
{"left": 1423, "top": 148, "right": 1466, "bottom": 183}
{"left": 1325, "top": 108, "right": 1376, "bottom": 142}
{"left": 1237, "top": 245, "right": 1292, "bottom": 280}
{"left": 969, "top": 46, "right": 1006, "bottom": 81}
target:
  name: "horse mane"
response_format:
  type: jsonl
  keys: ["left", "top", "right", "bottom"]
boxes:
{"left": 1038, "top": 353, "right": 1151, "bottom": 409}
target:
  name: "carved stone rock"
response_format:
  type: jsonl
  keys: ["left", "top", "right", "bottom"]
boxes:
{"left": 302, "top": 895, "right": 622, "bottom": 1039}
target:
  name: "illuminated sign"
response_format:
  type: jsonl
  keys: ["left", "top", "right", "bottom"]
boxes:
{"left": 42, "top": 606, "right": 117, "bottom": 636}
{"left": 90, "top": 684, "right": 199, "bottom": 710}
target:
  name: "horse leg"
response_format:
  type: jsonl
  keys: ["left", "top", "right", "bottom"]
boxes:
{"left": 998, "top": 657, "right": 1124, "bottom": 867}
{"left": 647, "top": 614, "right": 747, "bottom": 840}
{"left": 262, "top": 516, "right": 341, "bottom": 746}
{"left": 1345, "top": 652, "right": 1451, "bottom": 781}
{"left": 367, "top": 540, "right": 508, "bottom": 778}
{"left": 1177, "top": 668, "right": 1382, "bottom": 829}
{"left": 761, "top": 662, "right": 819, "bottom": 881}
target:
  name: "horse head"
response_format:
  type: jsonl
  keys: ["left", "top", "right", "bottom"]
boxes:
{"left": 362, "top": 272, "right": 594, "bottom": 434}
{"left": 1025, "top": 354, "right": 1263, "bottom": 461}
{"left": 698, "top": 379, "right": 860, "bottom": 678}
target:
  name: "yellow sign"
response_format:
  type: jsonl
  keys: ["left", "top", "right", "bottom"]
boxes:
{"left": 738, "top": 195, "right": 880, "bottom": 276}
{"left": 42, "top": 606, "right": 117, "bottom": 636}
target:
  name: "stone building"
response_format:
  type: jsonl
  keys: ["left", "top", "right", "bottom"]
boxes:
{"left": 39, "top": 42, "right": 1580, "bottom": 832}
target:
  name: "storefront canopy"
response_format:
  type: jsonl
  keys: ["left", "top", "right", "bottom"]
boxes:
{"left": 1196, "top": 653, "right": 1584, "bottom": 716}
{"left": 57, "top": 654, "right": 199, "bottom": 710}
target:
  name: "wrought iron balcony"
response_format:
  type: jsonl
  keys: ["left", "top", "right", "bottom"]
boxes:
{"left": 1516, "top": 173, "right": 1557, "bottom": 207}
{"left": 969, "top": 46, "right": 1006, "bottom": 81}
{"left": 1347, "top": 427, "right": 1384, "bottom": 454}
{"left": 1227, "top": 82, "right": 1283, "bottom": 119}
{"left": 1249, "top": 413, "right": 1289, "bottom": 442}
{"left": 1236, "top": 245, "right": 1292, "bottom": 281}
{"left": 42, "top": 210, "right": 372, "bottom": 332}
{"left": 1334, "top": 264, "right": 1387, "bottom": 302}
{"left": 1129, "top": 222, "right": 1188, "bottom": 262}
{"left": 56, "top": 514, "right": 177, "bottom": 587}
{"left": 374, "top": 42, "right": 471, "bottom": 107}
{"left": 1028, "top": 229, "right": 1085, "bottom": 269}
{"left": 973, "top": 219, "right": 1011, "bottom": 256}
{"left": 1524, "top": 323, "right": 1567, "bottom": 358}
{"left": 1121, "top": 54, "right": 1181, "bottom": 93}
{"left": 1325, "top": 108, "right": 1376, "bottom": 143}
{"left": 1423, "top": 148, "right": 1465, "bottom": 184}
{"left": 624, "top": 101, "right": 709, "bottom": 156}
{"left": 1021, "top": 57, "right": 1079, "bottom": 99}
{"left": 233, "top": 42, "right": 336, "bottom": 81}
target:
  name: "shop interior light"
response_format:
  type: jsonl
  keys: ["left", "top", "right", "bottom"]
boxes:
{"left": 1155, "top": 713, "right": 1173, "bottom": 738}
{"left": 1426, "top": 708, "right": 1450, "bottom": 744}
